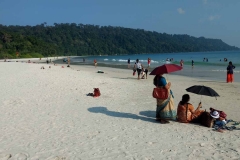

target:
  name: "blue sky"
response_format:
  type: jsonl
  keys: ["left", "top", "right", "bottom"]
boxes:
{"left": 0, "top": 0, "right": 239, "bottom": 47}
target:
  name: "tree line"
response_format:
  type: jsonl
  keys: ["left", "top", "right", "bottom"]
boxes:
{"left": 0, "top": 23, "right": 239, "bottom": 58}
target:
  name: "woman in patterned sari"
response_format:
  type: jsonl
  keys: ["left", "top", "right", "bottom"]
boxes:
{"left": 154, "top": 74, "right": 176, "bottom": 124}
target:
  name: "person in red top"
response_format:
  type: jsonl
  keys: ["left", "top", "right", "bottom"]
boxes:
{"left": 147, "top": 58, "right": 151, "bottom": 68}
{"left": 94, "top": 59, "right": 97, "bottom": 68}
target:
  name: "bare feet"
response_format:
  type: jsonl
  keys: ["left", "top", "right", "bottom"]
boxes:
{"left": 217, "top": 128, "right": 224, "bottom": 133}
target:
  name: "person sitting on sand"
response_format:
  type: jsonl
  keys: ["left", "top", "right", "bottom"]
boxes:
{"left": 177, "top": 94, "right": 204, "bottom": 123}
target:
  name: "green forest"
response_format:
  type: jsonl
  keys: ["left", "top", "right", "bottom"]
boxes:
{"left": 0, "top": 23, "right": 239, "bottom": 59}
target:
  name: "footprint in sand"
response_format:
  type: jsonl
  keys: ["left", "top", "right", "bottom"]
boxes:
{"left": 0, "top": 153, "right": 12, "bottom": 160}
{"left": 46, "top": 156, "right": 66, "bottom": 160}
{"left": 3, "top": 99, "right": 25, "bottom": 106}
{"left": 14, "top": 153, "right": 28, "bottom": 160}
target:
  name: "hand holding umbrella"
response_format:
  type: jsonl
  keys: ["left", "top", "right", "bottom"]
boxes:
{"left": 186, "top": 85, "right": 220, "bottom": 103}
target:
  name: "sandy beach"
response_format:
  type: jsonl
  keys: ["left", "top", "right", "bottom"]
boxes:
{"left": 0, "top": 61, "right": 240, "bottom": 160}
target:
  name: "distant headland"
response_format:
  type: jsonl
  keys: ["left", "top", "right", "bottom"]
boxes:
{"left": 0, "top": 23, "right": 239, "bottom": 58}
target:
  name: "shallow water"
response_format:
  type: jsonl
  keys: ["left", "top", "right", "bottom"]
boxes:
{"left": 69, "top": 51, "right": 240, "bottom": 82}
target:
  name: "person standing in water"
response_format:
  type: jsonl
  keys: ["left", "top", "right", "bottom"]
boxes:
{"left": 227, "top": 61, "right": 235, "bottom": 83}
{"left": 128, "top": 58, "right": 130, "bottom": 68}
{"left": 94, "top": 59, "right": 97, "bottom": 68}
{"left": 180, "top": 59, "right": 184, "bottom": 67}
{"left": 192, "top": 60, "right": 194, "bottom": 68}
{"left": 147, "top": 58, "right": 151, "bottom": 68}
{"left": 67, "top": 57, "right": 70, "bottom": 67}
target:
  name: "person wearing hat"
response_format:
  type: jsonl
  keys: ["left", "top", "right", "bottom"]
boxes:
{"left": 210, "top": 111, "right": 227, "bottom": 127}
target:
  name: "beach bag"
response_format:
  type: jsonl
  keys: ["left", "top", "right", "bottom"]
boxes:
{"left": 152, "top": 87, "right": 168, "bottom": 99}
{"left": 199, "top": 111, "right": 214, "bottom": 128}
{"left": 93, "top": 88, "right": 101, "bottom": 97}
{"left": 133, "top": 69, "right": 136, "bottom": 76}
{"left": 210, "top": 108, "right": 227, "bottom": 119}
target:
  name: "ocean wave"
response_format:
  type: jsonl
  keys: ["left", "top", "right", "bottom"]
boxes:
{"left": 212, "top": 70, "right": 240, "bottom": 73}
{"left": 104, "top": 59, "right": 109, "bottom": 61}
{"left": 116, "top": 59, "right": 159, "bottom": 63}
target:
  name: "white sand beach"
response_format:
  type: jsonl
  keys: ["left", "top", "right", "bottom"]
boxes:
{"left": 0, "top": 61, "right": 240, "bottom": 160}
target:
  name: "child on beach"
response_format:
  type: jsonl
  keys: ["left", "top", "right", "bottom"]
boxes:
{"left": 141, "top": 68, "right": 148, "bottom": 79}
{"left": 210, "top": 108, "right": 228, "bottom": 132}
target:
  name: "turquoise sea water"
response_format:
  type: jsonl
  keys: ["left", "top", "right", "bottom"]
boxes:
{"left": 72, "top": 51, "right": 240, "bottom": 82}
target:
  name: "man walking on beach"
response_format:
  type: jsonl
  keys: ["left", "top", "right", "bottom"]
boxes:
{"left": 134, "top": 59, "right": 143, "bottom": 80}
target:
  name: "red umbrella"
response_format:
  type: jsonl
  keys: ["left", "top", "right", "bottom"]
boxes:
{"left": 150, "top": 64, "right": 182, "bottom": 75}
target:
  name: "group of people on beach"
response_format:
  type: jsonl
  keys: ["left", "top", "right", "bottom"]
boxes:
{"left": 153, "top": 73, "right": 230, "bottom": 132}
{"left": 203, "top": 58, "right": 208, "bottom": 62}
{"left": 132, "top": 59, "right": 149, "bottom": 80}
{"left": 127, "top": 58, "right": 151, "bottom": 69}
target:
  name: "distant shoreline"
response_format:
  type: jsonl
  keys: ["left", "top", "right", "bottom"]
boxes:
{"left": 53, "top": 59, "right": 240, "bottom": 83}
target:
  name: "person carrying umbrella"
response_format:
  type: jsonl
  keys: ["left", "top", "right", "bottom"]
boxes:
{"left": 151, "top": 64, "right": 182, "bottom": 123}
{"left": 177, "top": 94, "right": 204, "bottom": 123}
{"left": 153, "top": 74, "right": 176, "bottom": 123}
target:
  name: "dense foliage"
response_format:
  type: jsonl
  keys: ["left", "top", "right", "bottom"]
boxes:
{"left": 0, "top": 23, "right": 239, "bottom": 58}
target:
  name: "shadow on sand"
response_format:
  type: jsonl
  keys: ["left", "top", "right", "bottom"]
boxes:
{"left": 88, "top": 107, "right": 157, "bottom": 123}
{"left": 111, "top": 77, "right": 137, "bottom": 80}
{"left": 195, "top": 80, "right": 226, "bottom": 84}
{"left": 139, "top": 110, "right": 156, "bottom": 118}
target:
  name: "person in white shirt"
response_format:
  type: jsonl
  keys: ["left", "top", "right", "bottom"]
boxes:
{"left": 134, "top": 59, "right": 143, "bottom": 80}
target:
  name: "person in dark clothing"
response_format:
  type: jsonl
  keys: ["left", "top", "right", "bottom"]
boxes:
{"left": 227, "top": 61, "right": 235, "bottom": 83}
{"left": 128, "top": 58, "right": 131, "bottom": 68}
{"left": 191, "top": 60, "right": 194, "bottom": 68}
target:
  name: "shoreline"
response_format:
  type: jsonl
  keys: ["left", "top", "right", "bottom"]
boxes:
{"left": 53, "top": 59, "right": 240, "bottom": 83}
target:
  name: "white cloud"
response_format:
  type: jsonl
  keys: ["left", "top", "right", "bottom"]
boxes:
{"left": 203, "top": 0, "right": 207, "bottom": 4}
{"left": 177, "top": 8, "right": 185, "bottom": 14}
{"left": 208, "top": 15, "right": 220, "bottom": 21}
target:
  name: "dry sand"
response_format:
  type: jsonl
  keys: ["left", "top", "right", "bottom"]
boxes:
{"left": 0, "top": 61, "right": 240, "bottom": 160}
